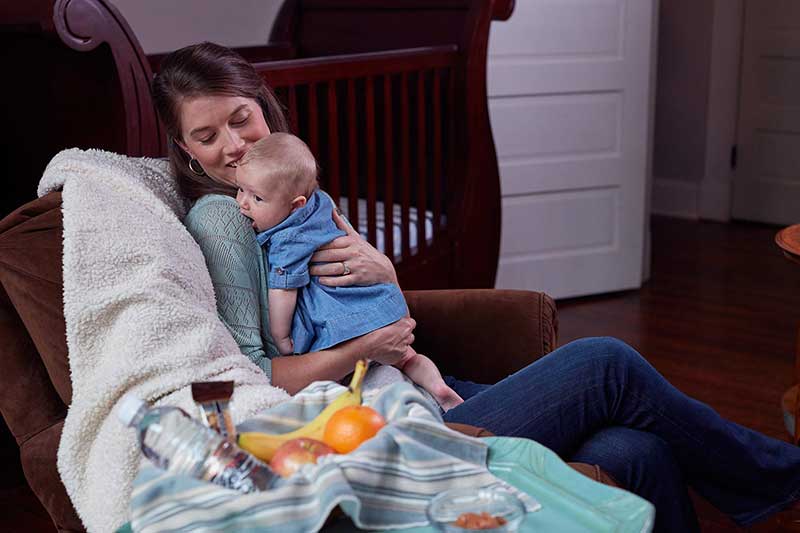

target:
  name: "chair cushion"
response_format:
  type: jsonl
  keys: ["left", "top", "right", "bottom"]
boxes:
{"left": 406, "top": 289, "right": 558, "bottom": 384}
{"left": 0, "top": 192, "right": 83, "bottom": 530}
{"left": 0, "top": 283, "right": 66, "bottom": 443}
{"left": 0, "top": 192, "right": 71, "bottom": 404}
{"left": 20, "top": 419, "right": 84, "bottom": 532}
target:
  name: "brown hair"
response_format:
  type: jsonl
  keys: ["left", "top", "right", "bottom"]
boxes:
{"left": 151, "top": 42, "right": 289, "bottom": 200}
{"left": 238, "top": 133, "right": 319, "bottom": 199}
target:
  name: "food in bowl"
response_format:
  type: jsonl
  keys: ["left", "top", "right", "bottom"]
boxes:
{"left": 455, "top": 511, "right": 508, "bottom": 529}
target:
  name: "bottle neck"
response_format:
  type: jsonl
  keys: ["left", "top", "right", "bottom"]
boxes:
{"left": 129, "top": 403, "right": 148, "bottom": 427}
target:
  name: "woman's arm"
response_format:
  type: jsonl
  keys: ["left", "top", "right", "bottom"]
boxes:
{"left": 309, "top": 209, "right": 398, "bottom": 286}
{"left": 271, "top": 316, "right": 417, "bottom": 394}
{"left": 184, "top": 196, "right": 278, "bottom": 377}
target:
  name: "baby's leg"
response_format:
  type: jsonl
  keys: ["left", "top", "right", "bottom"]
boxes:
{"left": 396, "top": 347, "right": 464, "bottom": 412}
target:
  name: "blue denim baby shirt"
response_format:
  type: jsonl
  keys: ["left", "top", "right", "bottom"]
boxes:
{"left": 255, "top": 189, "right": 338, "bottom": 289}
{"left": 256, "top": 189, "right": 408, "bottom": 354}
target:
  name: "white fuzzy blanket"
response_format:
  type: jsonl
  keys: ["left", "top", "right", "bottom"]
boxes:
{"left": 39, "top": 149, "right": 291, "bottom": 532}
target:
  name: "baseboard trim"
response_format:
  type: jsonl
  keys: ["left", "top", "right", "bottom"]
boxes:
{"left": 698, "top": 176, "right": 732, "bottom": 222}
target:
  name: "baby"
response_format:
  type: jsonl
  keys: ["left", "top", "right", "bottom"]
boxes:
{"left": 235, "top": 133, "right": 463, "bottom": 411}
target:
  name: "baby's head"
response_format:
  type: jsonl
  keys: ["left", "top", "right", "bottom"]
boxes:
{"left": 235, "top": 133, "right": 318, "bottom": 232}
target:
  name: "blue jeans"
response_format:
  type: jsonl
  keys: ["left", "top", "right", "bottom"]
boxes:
{"left": 442, "top": 337, "right": 800, "bottom": 531}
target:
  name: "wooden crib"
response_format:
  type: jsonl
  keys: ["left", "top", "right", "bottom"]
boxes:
{"left": 1, "top": 0, "right": 513, "bottom": 290}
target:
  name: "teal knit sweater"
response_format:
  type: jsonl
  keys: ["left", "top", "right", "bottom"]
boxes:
{"left": 183, "top": 194, "right": 279, "bottom": 380}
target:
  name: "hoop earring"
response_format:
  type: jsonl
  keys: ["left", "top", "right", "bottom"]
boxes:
{"left": 188, "top": 158, "right": 206, "bottom": 176}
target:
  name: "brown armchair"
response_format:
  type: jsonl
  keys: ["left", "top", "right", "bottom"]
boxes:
{"left": 0, "top": 193, "right": 608, "bottom": 531}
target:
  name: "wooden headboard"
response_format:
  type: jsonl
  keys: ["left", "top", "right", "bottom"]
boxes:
{"left": 1, "top": 0, "right": 513, "bottom": 289}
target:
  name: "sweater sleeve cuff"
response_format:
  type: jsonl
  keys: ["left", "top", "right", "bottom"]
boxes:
{"left": 256, "top": 354, "right": 273, "bottom": 382}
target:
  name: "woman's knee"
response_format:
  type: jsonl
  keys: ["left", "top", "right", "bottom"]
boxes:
{"left": 567, "top": 336, "right": 645, "bottom": 370}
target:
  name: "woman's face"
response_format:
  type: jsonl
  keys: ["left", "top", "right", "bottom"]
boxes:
{"left": 176, "top": 95, "right": 270, "bottom": 186}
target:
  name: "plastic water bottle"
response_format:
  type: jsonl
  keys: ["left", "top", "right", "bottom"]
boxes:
{"left": 117, "top": 394, "right": 278, "bottom": 493}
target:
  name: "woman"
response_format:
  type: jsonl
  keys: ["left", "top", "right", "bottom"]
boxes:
{"left": 151, "top": 42, "right": 800, "bottom": 532}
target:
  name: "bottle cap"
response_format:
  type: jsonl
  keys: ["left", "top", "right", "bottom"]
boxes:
{"left": 117, "top": 393, "right": 146, "bottom": 426}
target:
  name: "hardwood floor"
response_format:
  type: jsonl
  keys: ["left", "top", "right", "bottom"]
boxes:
{"left": 2, "top": 215, "right": 799, "bottom": 531}
{"left": 556, "top": 216, "right": 800, "bottom": 531}
{"left": 558, "top": 216, "right": 799, "bottom": 442}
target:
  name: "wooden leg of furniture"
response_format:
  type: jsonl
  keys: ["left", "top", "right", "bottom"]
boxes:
{"left": 776, "top": 225, "right": 800, "bottom": 444}
{"left": 795, "top": 325, "right": 800, "bottom": 444}
{"left": 782, "top": 326, "right": 800, "bottom": 445}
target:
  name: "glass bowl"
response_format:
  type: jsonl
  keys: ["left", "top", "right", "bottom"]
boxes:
{"left": 426, "top": 486, "right": 526, "bottom": 532}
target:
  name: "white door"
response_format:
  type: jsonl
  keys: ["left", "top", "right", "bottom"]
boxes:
{"left": 733, "top": 0, "right": 800, "bottom": 225}
{"left": 489, "top": 0, "right": 657, "bottom": 299}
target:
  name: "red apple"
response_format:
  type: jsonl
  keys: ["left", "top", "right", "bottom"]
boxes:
{"left": 269, "top": 437, "right": 336, "bottom": 478}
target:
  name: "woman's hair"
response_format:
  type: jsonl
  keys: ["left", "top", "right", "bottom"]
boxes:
{"left": 151, "top": 42, "right": 289, "bottom": 200}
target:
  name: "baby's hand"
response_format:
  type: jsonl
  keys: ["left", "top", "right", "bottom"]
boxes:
{"left": 276, "top": 337, "right": 294, "bottom": 355}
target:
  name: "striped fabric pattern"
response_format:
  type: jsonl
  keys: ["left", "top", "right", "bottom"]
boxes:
{"left": 130, "top": 382, "right": 540, "bottom": 532}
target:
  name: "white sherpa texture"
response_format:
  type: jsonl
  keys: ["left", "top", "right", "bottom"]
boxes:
{"left": 40, "top": 148, "right": 291, "bottom": 532}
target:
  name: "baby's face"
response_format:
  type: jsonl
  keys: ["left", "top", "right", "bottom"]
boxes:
{"left": 235, "top": 166, "right": 293, "bottom": 232}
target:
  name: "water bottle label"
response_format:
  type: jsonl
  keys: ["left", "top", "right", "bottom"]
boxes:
{"left": 205, "top": 445, "right": 274, "bottom": 492}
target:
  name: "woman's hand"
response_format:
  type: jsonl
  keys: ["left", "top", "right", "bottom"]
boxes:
{"left": 309, "top": 208, "right": 398, "bottom": 287}
{"left": 346, "top": 317, "right": 416, "bottom": 366}
{"left": 270, "top": 317, "right": 416, "bottom": 394}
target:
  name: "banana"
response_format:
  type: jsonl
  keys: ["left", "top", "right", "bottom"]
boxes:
{"left": 238, "top": 359, "right": 368, "bottom": 462}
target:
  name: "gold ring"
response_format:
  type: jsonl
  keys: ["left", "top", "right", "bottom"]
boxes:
{"left": 342, "top": 261, "right": 351, "bottom": 276}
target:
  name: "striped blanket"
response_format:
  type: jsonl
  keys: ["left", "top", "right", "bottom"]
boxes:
{"left": 129, "top": 381, "right": 540, "bottom": 532}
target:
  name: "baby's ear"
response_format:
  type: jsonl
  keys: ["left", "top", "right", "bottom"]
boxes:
{"left": 290, "top": 195, "right": 307, "bottom": 212}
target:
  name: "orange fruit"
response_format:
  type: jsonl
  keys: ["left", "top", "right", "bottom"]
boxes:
{"left": 323, "top": 405, "right": 387, "bottom": 454}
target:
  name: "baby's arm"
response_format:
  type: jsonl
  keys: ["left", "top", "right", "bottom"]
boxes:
{"left": 268, "top": 288, "right": 298, "bottom": 354}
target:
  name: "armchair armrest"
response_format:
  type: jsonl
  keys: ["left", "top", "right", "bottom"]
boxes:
{"left": 404, "top": 289, "right": 558, "bottom": 384}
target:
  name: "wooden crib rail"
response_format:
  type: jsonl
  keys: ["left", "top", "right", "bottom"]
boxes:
{"left": 256, "top": 46, "right": 460, "bottom": 268}
{"left": 254, "top": 46, "right": 457, "bottom": 84}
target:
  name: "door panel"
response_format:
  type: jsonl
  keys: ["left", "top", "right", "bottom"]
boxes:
{"left": 500, "top": 189, "right": 618, "bottom": 257}
{"left": 491, "top": 93, "right": 621, "bottom": 160}
{"left": 489, "top": 0, "right": 655, "bottom": 298}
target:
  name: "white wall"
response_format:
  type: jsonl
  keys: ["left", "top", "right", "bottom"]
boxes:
{"left": 108, "top": 0, "right": 285, "bottom": 54}
{"left": 699, "top": 0, "right": 743, "bottom": 222}
{"left": 650, "top": 0, "right": 743, "bottom": 221}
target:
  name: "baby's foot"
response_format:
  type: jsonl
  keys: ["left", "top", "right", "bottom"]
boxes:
{"left": 432, "top": 384, "right": 464, "bottom": 412}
